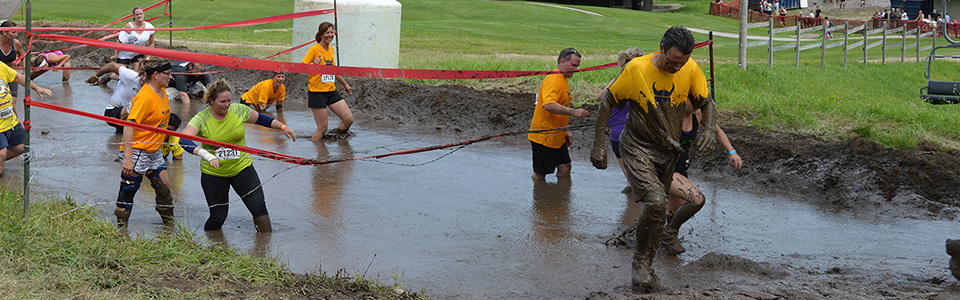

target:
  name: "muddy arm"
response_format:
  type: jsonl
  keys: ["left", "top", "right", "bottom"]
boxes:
{"left": 590, "top": 89, "right": 614, "bottom": 170}
{"left": 693, "top": 96, "right": 717, "bottom": 155}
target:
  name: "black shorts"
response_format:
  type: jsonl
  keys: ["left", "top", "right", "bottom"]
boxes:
{"left": 674, "top": 154, "right": 690, "bottom": 178}
{"left": 308, "top": 91, "right": 344, "bottom": 109}
{"left": 116, "top": 54, "right": 145, "bottom": 65}
{"left": 531, "top": 140, "right": 571, "bottom": 175}
{"left": 610, "top": 141, "right": 622, "bottom": 159}
{"left": 104, "top": 107, "right": 124, "bottom": 133}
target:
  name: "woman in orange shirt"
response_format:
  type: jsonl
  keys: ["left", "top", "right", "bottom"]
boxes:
{"left": 115, "top": 57, "right": 174, "bottom": 228}
{"left": 302, "top": 22, "right": 354, "bottom": 142}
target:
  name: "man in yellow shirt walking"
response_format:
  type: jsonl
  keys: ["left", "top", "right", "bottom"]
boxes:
{"left": 528, "top": 48, "right": 590, "bottom": 180}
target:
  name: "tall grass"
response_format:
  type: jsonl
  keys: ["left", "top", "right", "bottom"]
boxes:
{"left": 0, "top": 191, "right": 417, "bottom": 299}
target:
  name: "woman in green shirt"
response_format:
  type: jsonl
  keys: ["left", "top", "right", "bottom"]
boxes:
{"left": 180, "top": 79, "right": 296, "bottom": 232}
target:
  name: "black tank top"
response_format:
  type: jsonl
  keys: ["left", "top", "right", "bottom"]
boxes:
{"left": 0, "top": 43, "right": 17, "bottom": 66}
{"left": 674, "top": 114, "right": 699, "bottom": 176}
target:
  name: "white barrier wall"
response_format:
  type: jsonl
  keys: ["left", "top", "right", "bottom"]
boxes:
{"left": 292, "top": 0, "right": 401, "bottom": 68}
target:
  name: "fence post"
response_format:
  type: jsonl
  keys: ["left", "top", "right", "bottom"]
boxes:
{"left": 843, "top": 21, "right": 849, "bottom": 67}
{"left": 916, "top": 24, "right": 921, "bottom": 61}
{"left": 738, "top": 0, "right": 748, "bottom": 69}
{"left": 795, "top": 20, "right": 801, "bottom": 67}
{"left": 769, "top": 17, "right": 774, "bottom": 67}
{"left": 821, "top": 19, "right": 827, "bottom": 69}
{"left": 882, "top": 21, "right": 887, "bottom": 64}
{"left": 863, "top": 20, "right": 868, "bottom": 65}
{"left": 932, "top": 28, "right": 937, "bottom": 62}
{"left": 901, "top": 24, "right": 906, "bottom": 62}
{"left": 22, "top": 0, "right": 32, "bottom": 218}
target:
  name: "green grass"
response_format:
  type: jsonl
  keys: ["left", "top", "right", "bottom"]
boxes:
{"left": 0, "top": 191, "right": 419, "bottom": 299}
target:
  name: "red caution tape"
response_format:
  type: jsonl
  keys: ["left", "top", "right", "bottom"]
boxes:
{"left": 24, "top": 98, "right": 320, "bottom": 165}
{"left": 22, "top": 119, "right": 30, "bottom": 131}
{"left": 35, "top": 33, "right": 619, "bottom": 80}
{"left": 2, "top": 9, "right": 335, "bottom": 33}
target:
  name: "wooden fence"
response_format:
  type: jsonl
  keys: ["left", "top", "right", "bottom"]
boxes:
{"left": 743, "top": 18, "right": 937, "bottom": 68}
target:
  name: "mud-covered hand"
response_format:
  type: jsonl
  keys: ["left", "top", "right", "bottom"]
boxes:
{"left": 85, "top": 75, "right": 100, "bottom": 85}
{"left": 565, "top": 131, "right": 573, "bottom": 147}
{"left": 695, "top": 128, "right": 718, "bottom": 156}
{"left": 729, "top": 152, "right": 743, "bottom": 170}
{"left": 590, "top": 142, "right": 607, "bottom": 169}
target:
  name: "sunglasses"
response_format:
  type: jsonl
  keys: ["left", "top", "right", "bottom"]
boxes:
{"left": 562, "top": 49, "right": 579, "bottom": 60}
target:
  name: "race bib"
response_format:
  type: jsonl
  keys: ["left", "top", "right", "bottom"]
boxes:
{"left": 215, "top": 147, "right": 241, "bottom": 161}
{"left": 0, "top": 106, "right": 13, "bottom": 119}
{"left": 321, "top": 74, "right": 335, "bottom": 83}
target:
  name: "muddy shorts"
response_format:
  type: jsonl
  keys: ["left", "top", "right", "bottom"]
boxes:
{"left": 0, "top": 123, "right": 25, "bottom": 150}
{"left": 119, "top": 149, "right": 167, "bottom": 175}
{"left": 531, "top": 140, "right": 570, "bottom": 175}
{"left": 308, "top": 91, "right": 344, "bottom": 109}
{"left": 611, "top": 141, "right": 622, "bottom": 159}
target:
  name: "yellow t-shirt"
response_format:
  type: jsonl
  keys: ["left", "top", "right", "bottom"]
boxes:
{"left": 242, "top": 79, "right": 285, "bottom": 107}
{"left": 301, "top": 43, "right": 337, "bottom": 92}
{"left": 527, "top": 70, "right": 571, "bottom": 149}
{"left": 607, "top": 52, "right": 709, "bottom": 152}
{"left": 162, "top": 136, "right": 184, "bottom": 158}
{"left": 126, "top": 84, "right": 171, "bottom": 152}
{"left": 0, "top": 63, "right": 20, "bottom": 132}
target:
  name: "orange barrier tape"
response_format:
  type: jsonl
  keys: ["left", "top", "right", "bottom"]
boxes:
{"left": 36, "top": 32, "right": 619, "bottom": 79}
{"left": 24, "top": 98, "right": 319, "bottom": 165}
{"left": 2, "top": 9, "right": 335, "bottom": 33}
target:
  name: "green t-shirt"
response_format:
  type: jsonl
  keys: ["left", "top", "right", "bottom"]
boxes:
{"left": 188, "top": 103, "right": 252, "bottom": 177}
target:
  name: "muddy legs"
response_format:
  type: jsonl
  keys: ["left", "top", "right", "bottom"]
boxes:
{"left": 661, "top": 201, "right": 704, "bottom": 255}
{"left": 632, "top": 201, "right": 667, "bottom": 293}
{"left": 114, "top": 207, "right": 130, "bottom": 229}
{"left": 254, "top": 215, "right": 273, "bottom": 233}
{"left": 947, "top": 239, "right": 960, "bottom": 281}
{"left": 149, "top": 176, "right": 175, "bottom": 224}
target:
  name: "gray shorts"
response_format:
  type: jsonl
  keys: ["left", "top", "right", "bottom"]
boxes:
{"left": 119, "top": 149, "right": 167, "bottom": 175}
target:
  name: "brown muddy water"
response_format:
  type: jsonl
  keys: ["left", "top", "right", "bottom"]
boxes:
{"left": 4, "top": 72, "right": 958, "bottom": 299}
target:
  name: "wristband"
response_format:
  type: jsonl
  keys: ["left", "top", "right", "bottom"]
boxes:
{"left": 280, "top": 124, "right": 287, "bottom": 130}
{"left": 93, "top": 74, "right": 100, "bottom": 79}
{"left": 196, "top": 149, "right": 217, "bottom": 162}
{"left": 729, "top": 150, "right": 737, "bottom": 155}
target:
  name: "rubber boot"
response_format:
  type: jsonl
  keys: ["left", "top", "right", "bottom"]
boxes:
{"left": 114, "top": 208, "right": 130, "bottom": 229}
{"left": 254, "top": 215, "right": 273, "bottom": 233}
{"left": 660, "top": 226, "right": 685, "bottom": 255}
{"left": 947, "top": 239, "right": 960, "bottom": 281}
{"left": 149, "top": 176, "right": 175, "bottom": 224}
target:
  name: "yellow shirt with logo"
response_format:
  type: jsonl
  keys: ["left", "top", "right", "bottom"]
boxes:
{"left": 607, "top": 52, "right": 709, "bottom": 152}
{"left": 302, "top": 43, "right": 337, "bottom": 92}
{"left": 0, "top": 63, "right": 20, "bottom": 132}
{"left": 242, "top": 79, "right": 285, "bottom": 107}
{"left": 527, "top": 70, "right": 571, "bottom": 149}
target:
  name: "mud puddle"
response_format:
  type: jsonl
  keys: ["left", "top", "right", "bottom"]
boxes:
{"left": 6, "top": 71, "right": 958, "bottom": 299}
